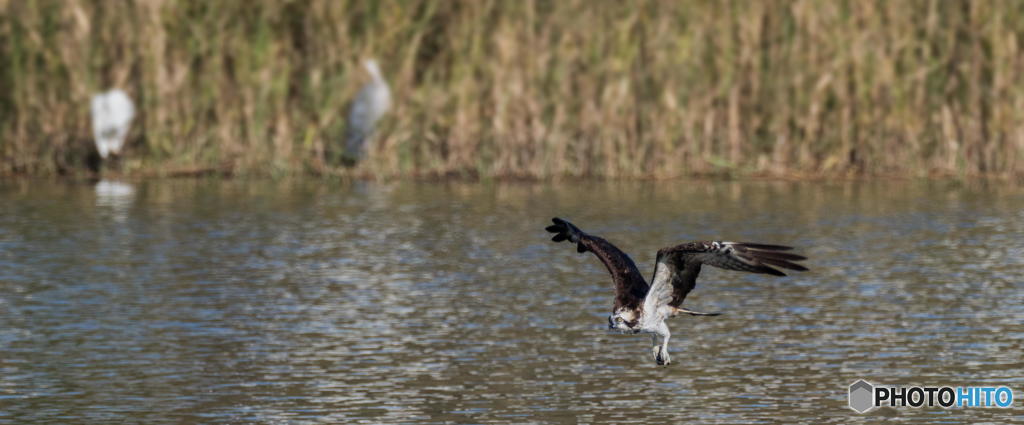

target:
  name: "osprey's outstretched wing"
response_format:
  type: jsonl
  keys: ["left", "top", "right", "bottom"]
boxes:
{"left": 545, "top": 218, "right": 649, "bottom": 310}
{"left": 643, "top": 241, "right": 808, "bottom": 319}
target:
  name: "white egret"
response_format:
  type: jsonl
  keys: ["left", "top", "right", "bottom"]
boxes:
{"left": 344, "top": 59, "right": 391, "bottom": 162}
{"left": 90, "top": 89, "right": 135, "bottom": 160}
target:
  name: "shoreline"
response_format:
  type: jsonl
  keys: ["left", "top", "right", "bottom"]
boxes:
{"left": 3, "top": 166, "right": 1022, "bottom": 184}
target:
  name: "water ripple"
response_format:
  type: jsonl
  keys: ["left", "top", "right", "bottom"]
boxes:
{"left": 0, "top": 180, "right": 1021, "bottom": 423}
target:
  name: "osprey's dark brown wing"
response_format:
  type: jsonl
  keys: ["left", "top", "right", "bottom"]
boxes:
{"left": 545, "top": 217, "right": 649, "bottom": 310}
{"left": 654, "top": 241, "right": 808, "bottom": 308}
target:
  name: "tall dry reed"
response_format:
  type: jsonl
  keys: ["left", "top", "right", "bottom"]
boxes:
{"left": 2, "top": 0, "right": 1023, "bottom": 178}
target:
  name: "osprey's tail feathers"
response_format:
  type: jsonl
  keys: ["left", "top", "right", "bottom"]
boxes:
{"left": 670, "top": 306, "right": 722, "bottom": 317}
{"left": 545, "top": 217, "right": 588, "bottom": 253}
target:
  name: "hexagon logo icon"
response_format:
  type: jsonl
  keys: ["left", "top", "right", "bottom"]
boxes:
{"left": 849, "top": 380, "right": 875, "bottom": 413}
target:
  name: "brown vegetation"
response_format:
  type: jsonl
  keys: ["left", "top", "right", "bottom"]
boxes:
{"left": 2, "top": 0, "right": 1023, "bottom": 178}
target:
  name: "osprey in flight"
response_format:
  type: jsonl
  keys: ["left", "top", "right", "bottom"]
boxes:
{"left": 545, "top": 217, "right": 807, "bottom": 365}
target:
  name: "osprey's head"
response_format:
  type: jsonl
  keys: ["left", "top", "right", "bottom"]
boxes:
{"left": 608, "top": 308, "right": 640, "bottom": 333}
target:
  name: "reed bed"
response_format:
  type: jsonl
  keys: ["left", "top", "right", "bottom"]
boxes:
{"left": 2, "top": 0, "right": 1024, "bottom": 178}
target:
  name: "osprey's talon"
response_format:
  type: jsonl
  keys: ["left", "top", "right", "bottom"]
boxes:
{"left": 654, "top": 348, "right": 671, "bottom": 366}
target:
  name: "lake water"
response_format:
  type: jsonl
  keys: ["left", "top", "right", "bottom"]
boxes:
{"left": 1, "top": 179, "right": 1022, "bottom": 423}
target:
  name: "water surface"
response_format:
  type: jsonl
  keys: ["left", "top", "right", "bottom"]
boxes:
{"left": 1, "top": 179, "right": 1022, "bottom": 423}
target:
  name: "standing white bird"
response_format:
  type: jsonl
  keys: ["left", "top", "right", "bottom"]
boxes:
{"left": 344, "top": 59, "right": 391, "bottom": 163}
{"left": 90, "top": 89, "right": 135, "bottom": 160}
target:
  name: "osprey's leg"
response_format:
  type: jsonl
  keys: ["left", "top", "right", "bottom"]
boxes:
{"left": 655, "top": 331, "right": 672, "bottom": 366}
{"left": 650, "top": 334, "right": 661, "bottom": 362}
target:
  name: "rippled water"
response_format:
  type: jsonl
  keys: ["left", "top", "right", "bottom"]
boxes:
{"left": 1, "top": 179, "right": 1022, "bottom": 423}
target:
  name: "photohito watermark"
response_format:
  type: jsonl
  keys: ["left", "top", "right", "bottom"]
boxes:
{"left": 848, "top": 380, "right": 1014, "bottom": 413}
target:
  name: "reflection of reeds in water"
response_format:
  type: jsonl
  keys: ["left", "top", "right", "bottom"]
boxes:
{"left": 2, "top": 0, "right": 1023, "bottom": 178}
